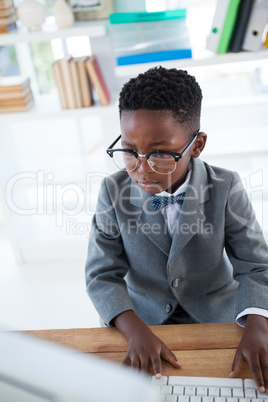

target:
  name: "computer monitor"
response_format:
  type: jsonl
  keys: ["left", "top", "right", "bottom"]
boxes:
{"left": 0, "top": 328, "right": 162, "bottom": 402}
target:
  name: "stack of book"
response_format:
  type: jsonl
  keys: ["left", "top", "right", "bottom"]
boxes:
{"left": 0, "top": 76, "right": 34, "bottom": 113}
{"left": 207, "top": 0, "right": 268, "bottom": 54}
{"left": 109, "top": 10, "right": 192, "bottom": 66}
{"left": 53, "top": 55, "right": 110, "bottom": 109}
{"left": 0, "top": 0, "right": 16, "bottom": 34}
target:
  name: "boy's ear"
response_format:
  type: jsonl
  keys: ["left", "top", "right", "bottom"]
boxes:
{"left": 191, "top": 132, "right": 207, "bottom": 158}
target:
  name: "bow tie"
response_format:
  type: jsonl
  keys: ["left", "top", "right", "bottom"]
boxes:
{"left": 152, "top": 192, "right": 186, "bottom": 211}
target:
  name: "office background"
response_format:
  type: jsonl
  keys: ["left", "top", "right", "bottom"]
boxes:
{"left": 0, "top": 0, "right": 267, "bottom": 330}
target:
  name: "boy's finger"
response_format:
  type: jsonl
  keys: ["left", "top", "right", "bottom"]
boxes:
{"left": 161, "top": 346, "right": 181, "bottom": 368}
{"left": 130, "top": 355, "right": 140, "bottom": 370}
{"left": 140, "top": 356, "right": 151, "bottom": 374}
{"left": 260, "top": 354, "right": 268, "bottom": 393}
{"left": 229, "top": 350, "right": 243, "bottom": 378}
{"left": 151, "top": 354, "right": 162, "bottom": 379}
{"left": 122, "top": 355, "right": 131, "bottom": 366}
{"left": 230, "top": 351, "right": 266, "bottom": 394}
{"left": 248, "top": 355, "right": 265, "bottom": 394}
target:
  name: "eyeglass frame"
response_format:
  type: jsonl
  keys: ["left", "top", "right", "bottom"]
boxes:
{"left": 106, "top": 129, "right": 200, "bottom": 174}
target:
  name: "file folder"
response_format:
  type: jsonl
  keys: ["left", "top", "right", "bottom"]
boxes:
{"left": 217, "top": 0, "right": 242, "bottom": 54}
{"left": 207, "top": 0, "right": 230, "bottom": 52}
{"left": 242, "top": 0, "right": 268, "bottom": 51}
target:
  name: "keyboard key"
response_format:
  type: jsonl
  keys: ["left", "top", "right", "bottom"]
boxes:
{"left": 215, "top": 397, "right": 226, "bottom": 402}
{"left": 173, "top": 386, "right": 184, "bottom": 395}
{"left": 203, "top": 397, "right": 214, "bottom": 402}
{"left": 226, "top": 398, "right": 238, "bottom": 402}
{"left": 152, "top": 376, "right": 168, "bottom": 385}
{"left": 190, "top": 396, "right": 201, "bottom": 402}
{"left": 232, "top": 388, "right": 244, "bottom": 397}
{"left": 209, "top": 387, "right": 220, "bottom": 397}
{"left": 162, "top": 385, "right": 173, "bottom": 395}
{"left": 166, "top": 396, "right": 178, "bottom": 402}
{"left": 257, "top": 391, "right": 268, "bottom": 399}
{"left": 185, "top": 387, "right": 196, "bottom": 396}
{"left": 168, "top": 377, "right": 242, "bottom": 387}
{"left": 221, "top": 388, "right": 232, "bottom": 397}
{"left": 178, "top": 396, "right": 189, "bottom": 402}
{"left": 245, "top": 389, "right": 257, "bottom": 398}
{"left": 197, "top": 387, "right": 207, "bottom": 396}
{"left": 244, "top": 379, "right": 258, "bottom": 390}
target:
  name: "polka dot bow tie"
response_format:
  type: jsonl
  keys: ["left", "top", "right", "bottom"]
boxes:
{"left": 152, "top": 192, "right": 186, "bottom": 211}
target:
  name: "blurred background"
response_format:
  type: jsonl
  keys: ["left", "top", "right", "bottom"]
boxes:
{"left": 0, "top": 0, "right": 267, "bottom": 330}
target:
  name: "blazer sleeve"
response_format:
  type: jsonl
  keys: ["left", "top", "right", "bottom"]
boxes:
{"left": 85, "top": 177, "right": 135, "bottom": 326}
{"left": 224, "top": 171, "right": 268, "bottom": 315}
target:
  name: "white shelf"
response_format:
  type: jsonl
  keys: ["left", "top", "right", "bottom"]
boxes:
{"left": 0, "top": 92, "right": 117, "bottom": 122}
{"left": 1, "top": 91, "right": 267, "bottom": 122}
{"left": 0, "top": 19, "right": 107, "bottom": 46}
{"left": 115, "top": 49, "right": 268, "bottom": 77}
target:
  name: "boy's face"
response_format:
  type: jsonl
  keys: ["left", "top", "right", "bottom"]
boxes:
{"left": 120, "top": 109, "right": 206, "bottom": 194}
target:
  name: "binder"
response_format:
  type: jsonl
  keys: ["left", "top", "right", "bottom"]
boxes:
{"left": 264, "top": 31, "right": 268, "bottom": 47}
{"left": 109, "top": 9, "right": 186, "bottom": 24}
{"left": 217, "top": 0, "right": 242, "bottom": 54}
{"left": 116, "top": 49, "right": 192, "bottom": 66}
{"left": 228, "top": 0, "right": 255, "bottom": 52}
{"left": 206, "top": 0, "right": 230, "bottom": 52}
{"left": 242, "top": 0, "right": 268, "bottom": 51}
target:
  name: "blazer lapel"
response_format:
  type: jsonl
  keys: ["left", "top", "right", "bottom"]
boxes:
{"left": 168, "top": 158, "right": 211, "bottom": 262}
{"left": 129, "top": 181, "right": 172, "bottom": 256}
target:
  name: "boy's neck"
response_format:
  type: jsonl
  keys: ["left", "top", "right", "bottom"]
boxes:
{"left": 165, "top": 161, "right": 193, "bottom": 194}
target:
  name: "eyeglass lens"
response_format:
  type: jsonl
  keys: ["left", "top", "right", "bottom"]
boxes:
{"left": 112, "top": 151, "right": 176, "bottom": 174}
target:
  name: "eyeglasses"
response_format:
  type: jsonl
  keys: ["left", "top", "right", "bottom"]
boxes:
{"left": 106, "top": 130, "right": 200, "bottom": 174}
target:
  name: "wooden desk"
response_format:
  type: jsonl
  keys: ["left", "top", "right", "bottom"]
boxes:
{"left": 24, "top": 323, "right": 252, "bottom": 379}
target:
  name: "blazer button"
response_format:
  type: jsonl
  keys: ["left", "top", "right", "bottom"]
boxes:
{"left": 172, "top": 278, "right": 181, "bottom": 288}
{"left": 165, "top": 304, "right": 172, "bottom": 314}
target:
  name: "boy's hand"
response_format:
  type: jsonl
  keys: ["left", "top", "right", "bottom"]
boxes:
{"left": 113, "top": 310, "right": 181, "bottom": 377}
{"left": 123, "top": 327, "right": 181, "bottom": 377}
{"left": 229, "top": 315, "right": 268, "bottom": 393}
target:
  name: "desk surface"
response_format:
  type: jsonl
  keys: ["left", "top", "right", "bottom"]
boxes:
{"left": 24, "top": 323, "right": 252, "bottom": 379}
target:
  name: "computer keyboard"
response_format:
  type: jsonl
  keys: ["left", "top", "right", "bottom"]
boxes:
{"left": 151, "top": 376, "right": 268, "bottom": 402}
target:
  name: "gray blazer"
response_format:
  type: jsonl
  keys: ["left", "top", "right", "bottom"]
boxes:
{"left": 85, "top": 158, "right": 268, "bottom": 326}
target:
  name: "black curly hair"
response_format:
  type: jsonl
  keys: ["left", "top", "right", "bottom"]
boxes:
{"left": 119, "top": 66, "right": 202, "bottom": 134}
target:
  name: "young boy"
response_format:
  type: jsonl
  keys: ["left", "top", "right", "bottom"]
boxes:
{"left": 85, "top": 67, "right": 268, "bottom": 392}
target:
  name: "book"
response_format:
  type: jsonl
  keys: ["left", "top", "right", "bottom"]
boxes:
{"left": 217, "top": 0, "right": 242, "bottom": 54}
{"left": 0, "top": 0, "right": 14, "bottom": 9}
{"left": 58, "top": 55, "right": 76, "bottom": 109}
{"left": 207, "top": 0, "right": 235, "bottom": 52}
{"left": 0, "top": 90, "right": 33, "bottom": 106}
{"left": 76, "top": 56, "right": 93, "bottom": 107}
{"left": 242, "top": 0, "right": 268, "bottom": 51}
{"left": 0, "top": 87, "right": 31, "bottom": 100}
{"left": 0, "top": 5, "right": 15, "bottom": 17}
{"left": 69, "top": 58, "right": 83, "bottom": 109}
{"left": 52, "top": 60, "right": 68, "bottom": 109}
{"left": 0, "top": 20, "right": 16, "bottom": 33}
{"left": 0, "top": 97, "right": 34, "bottom": 113}
{"left": 85, "top": 55, "right": 110, "bottom": 106}
{"left": 116, "top": 49, "right": 192, "bottom": 66}
{"left": 0, "top": 11, "right": 16, "bottom": 26}
{"left": 0, "top": 76, "right": 30, "bottom": 92}
{"left": 228, "top": 0, "right": 255, "bottom": 52}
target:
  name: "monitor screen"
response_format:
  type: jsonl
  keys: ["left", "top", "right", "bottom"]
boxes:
{"left": 0, "top": 328, "right": 162, "bottom": 402}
